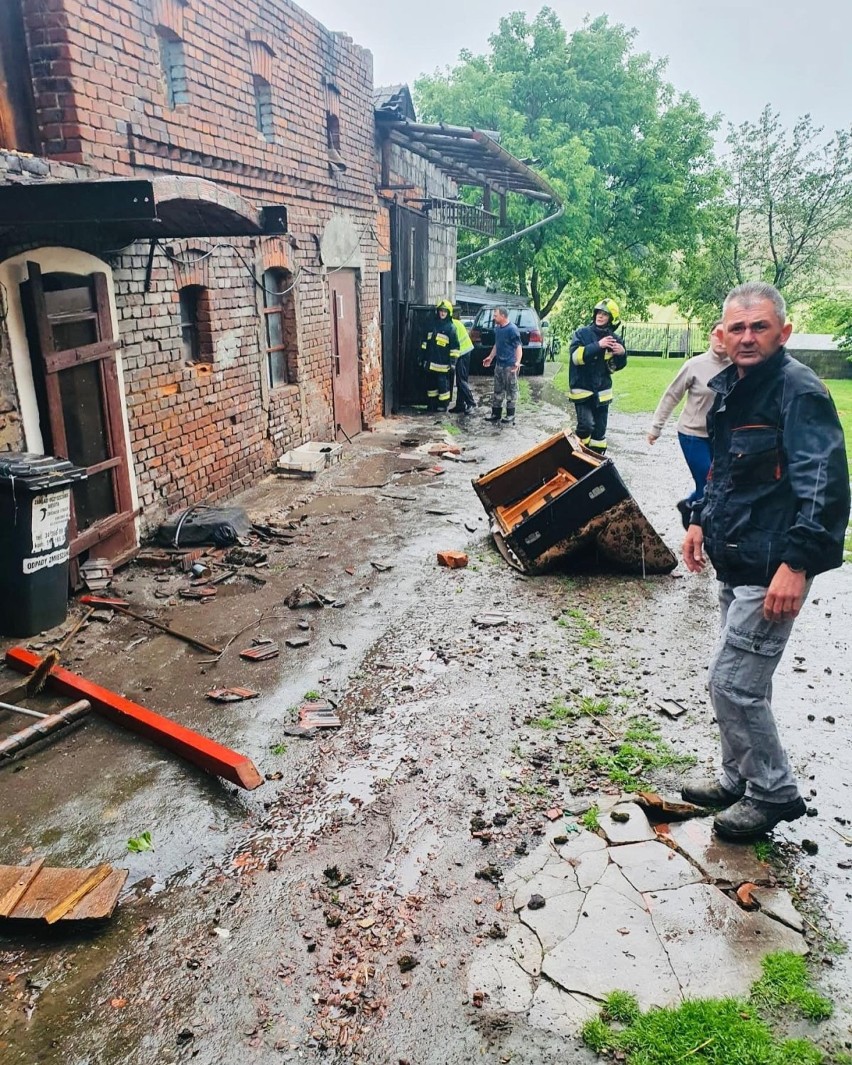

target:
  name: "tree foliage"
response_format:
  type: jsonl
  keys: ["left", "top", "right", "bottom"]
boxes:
{"left": 677, "top": 107, "right": 852, "bottom": 320}
{"left": 414, "top": 9, "right": 720, "bottom": 319}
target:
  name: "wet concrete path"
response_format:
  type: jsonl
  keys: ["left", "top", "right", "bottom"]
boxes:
{"left": 1, "top": 367, "right": 850, "bottom": 1063}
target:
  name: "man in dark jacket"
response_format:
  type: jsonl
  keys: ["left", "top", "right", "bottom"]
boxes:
{"left": 568, "top": 298, "right": 627, "bottom": 455}
{"left": 682, "top": 282, "right": 850, "bottom": 841}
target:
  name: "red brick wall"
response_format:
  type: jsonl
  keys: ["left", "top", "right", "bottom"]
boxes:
{"left": 5, "top": 0, "right": 383, "bottom": 530}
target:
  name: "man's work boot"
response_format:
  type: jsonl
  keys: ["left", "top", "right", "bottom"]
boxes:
{"left": 713, "top": 796, "right": 807, "bottom": 842}
{"left": 485, "top": 408, "right": 502, "bottom": 423}
{"left": 681, "top": 778, "right": 743, "bottom": 808}
{"left": 501, "top": 407, "right": 516, "bottom": 425}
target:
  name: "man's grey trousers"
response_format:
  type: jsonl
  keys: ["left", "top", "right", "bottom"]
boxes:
{"left": 709, "top": 582, "right": 806, "bottom": 804}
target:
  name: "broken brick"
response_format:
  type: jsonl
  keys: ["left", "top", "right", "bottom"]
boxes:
{"left": 437, "top": 551, "right": 468, "bottom": 569}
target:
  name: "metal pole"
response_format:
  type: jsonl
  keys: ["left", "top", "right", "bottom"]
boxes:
{"left": 457, "top": 204, "right": 565, "bottom": 265}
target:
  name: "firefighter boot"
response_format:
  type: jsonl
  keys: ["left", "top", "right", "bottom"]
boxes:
{"left": 501, "top": 407, "right": 516, "bottom": 425}
{"left": 485, "top": 408, "right": 502, "bottom": 423}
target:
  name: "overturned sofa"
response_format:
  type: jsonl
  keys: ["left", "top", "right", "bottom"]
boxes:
{"left": 472, "top": 430, "right": 676, "bottom": 575}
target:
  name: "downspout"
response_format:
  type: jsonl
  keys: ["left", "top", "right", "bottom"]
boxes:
{"left": 456, "top": 202, "right": 565, "bottom": 264}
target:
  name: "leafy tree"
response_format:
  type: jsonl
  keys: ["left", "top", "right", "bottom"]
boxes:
{"left": 415, "top": 9, "right": 720, "bottom": 319}
{"left": 677, "top": 108, "right": 852, "bottom": 317}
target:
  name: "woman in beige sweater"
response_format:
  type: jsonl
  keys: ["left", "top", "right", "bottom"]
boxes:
{"left": 647, "top": 323, "right": 730, "bottom": 528}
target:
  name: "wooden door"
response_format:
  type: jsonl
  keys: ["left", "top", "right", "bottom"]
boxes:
{"left": 21, "top": 262, "right": 136, "bottom": 565}
{"left": 329, "top": 270, "right": 361, "bottom": 438}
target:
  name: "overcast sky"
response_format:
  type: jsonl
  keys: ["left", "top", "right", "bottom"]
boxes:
{"left": 302, "top": 0, "right": 851, "bottom": 142}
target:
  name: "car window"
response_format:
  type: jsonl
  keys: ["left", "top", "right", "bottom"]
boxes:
{"left": 517, "top": 309, "right": 539, "bottom": 328}
{"left": 474, "top": 308, "right": 495, "bottom": 328}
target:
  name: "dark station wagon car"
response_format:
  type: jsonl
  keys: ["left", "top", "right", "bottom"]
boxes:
{"left": 469, "top": 306, "right": 547, "bottom": 375}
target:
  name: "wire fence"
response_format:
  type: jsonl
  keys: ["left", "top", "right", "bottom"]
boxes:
{"left": 621, "top": 322, "right": 707, "bottom": 359}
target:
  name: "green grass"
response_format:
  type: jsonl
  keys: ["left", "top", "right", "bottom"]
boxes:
{"left": 441, "top": 421, "right": 462, "bottom": 436}
{"left": 578, "top": 695, "right": 610, "bottom": 717}
{"left": 593, "top": 716, "right": 695, "bottom": 790}
{"left": 582, "top": 952, "right": 832, "bottom": 1065}
{"left": 750, "top": 954, "right": 832, "bottom": 1021}
{"left": 581, "top": 805, "right": 601, "bottom": 832}
{"left": 558, "top": 607, "right": 602, "bottom": 647}
{"left": 754, "top": 840, "right": 778, "bottom": 863}
{"left": 530, "top": 695, "right": 577, "bottom": 730}
{"left": 269, "top": 742, "right": 288, "bottom": 755}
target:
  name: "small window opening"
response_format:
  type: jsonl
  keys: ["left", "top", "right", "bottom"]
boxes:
{"left": 179, "top": 285, "right": 212, "bottom": 364}
{"left": 157, "top": 28, "right": 189, "bottom": 109}
{"left": 253, "top": 76, "right": 273, "bottom": 139}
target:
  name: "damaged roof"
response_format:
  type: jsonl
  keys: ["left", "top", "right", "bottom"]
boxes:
{"left": 376, "top": 115, "right": 558, "bottom": 203}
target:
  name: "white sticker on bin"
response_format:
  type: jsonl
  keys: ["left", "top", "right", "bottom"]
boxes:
{"left": 23, "top": 548, "right": 69, "bottom": 575}
{"left": 30, "top": 490, "right": 71, "bottom": 553}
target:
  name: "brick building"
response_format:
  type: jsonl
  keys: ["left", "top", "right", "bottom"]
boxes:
{"left": 0, "top": 1, "right": 557, "bottom": 575}
{"left": 0, "top": 0, "right": 382, "bottom": 568}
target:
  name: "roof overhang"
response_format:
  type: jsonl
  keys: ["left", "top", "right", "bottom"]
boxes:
{"left": 376, "top": 117, "right": 558, "bottom": 203}
{"left": 0, "top": 176, "right": 287, "bottom": 241}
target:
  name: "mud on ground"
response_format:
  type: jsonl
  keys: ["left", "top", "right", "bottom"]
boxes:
{"left": 1, "top": 373, "right": 850, "bottom": 1064}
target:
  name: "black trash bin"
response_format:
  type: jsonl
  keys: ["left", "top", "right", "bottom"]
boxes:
{"left": 0, "top": 453, "right": 87, "bottom": 638}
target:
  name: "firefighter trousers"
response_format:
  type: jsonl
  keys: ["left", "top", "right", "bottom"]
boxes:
{"left": 573, "top": 396, "right": 610, "bottom": 454}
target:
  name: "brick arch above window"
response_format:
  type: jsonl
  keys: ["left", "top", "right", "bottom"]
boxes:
{"left": 151, "top": 0, "right": 188, "bottom": 38}
{"left": 167, "top": 243, "right": 212, "bottom": 289}
{"left": 260, "top": 237, "right": 293, "bottom": 275}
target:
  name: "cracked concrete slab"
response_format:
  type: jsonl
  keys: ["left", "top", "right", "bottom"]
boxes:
{"left": 528, "top": 981, "right": 600, "bottom": 1036}
{"left": 664, "top": 818, "right": 773, "bottom": 886}
{"left": 467, "top": 944, "right": 535, "bottom": 1013}
{"left": 598, "top": 861, "right": 648, "bottom": 910}
{"left": 503, "top": 848, "right": 560, "bottom": 897}
{"left": 555, "top": 829, "right": 607, "bottom": 862}
{"left": 609, "top": 840, "right": 704, "bottom": 893}
{"left": 573, "top": 846, "right": 610, "bottom": 890}
{"left": 470, "top": 803, "right": 808, "bottom": 1038}
{"left": 505, "top": 922, "right": 544, "bottom": 977}
{"left": 645, "top": 882, "right": 807, "bottom": 1000}
{"left": 752, "top": 887, "right": 805, "bottom": 934}
{"left": 599, "top": 803, "right": 656, "bottom": 845}
{"left": 542, "top": 883, "right": 681, "bottom": 1009}
{"left": 519, "top": 888, "right": 585, "bottom": 952}
{"left": 513, "top": 865, "right": 580, "bottom": 911}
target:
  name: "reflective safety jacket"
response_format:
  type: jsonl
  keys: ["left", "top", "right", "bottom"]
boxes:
{"left": 421, "top": 316, "right": 460, "bottom": 372}
{"left": 696, "top": 347, "right": 850, "bottom": 585}
{"left": 452, "top": 318, "right": 474, "bottom": 356}
{"left": 568, "top": 322, "right": 627, "bottom": 403}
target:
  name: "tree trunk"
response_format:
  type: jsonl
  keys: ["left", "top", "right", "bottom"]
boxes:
{"left": 540, "top": 280, "right": 569, "bottom": 319}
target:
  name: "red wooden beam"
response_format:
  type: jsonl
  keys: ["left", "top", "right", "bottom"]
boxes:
{"left": 5, "top": 647, "right": 263, "bottom": 790}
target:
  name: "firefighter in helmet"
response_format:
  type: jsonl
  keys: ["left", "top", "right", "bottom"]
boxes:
{"left": 421, "top": 298, "right": 460, "bottom": 412}
{"left": 568, "top": 298, "right": 627, "bottom": 455}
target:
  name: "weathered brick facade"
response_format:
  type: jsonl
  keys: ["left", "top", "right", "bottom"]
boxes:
{"left": 1, "top": 0, "right": 383, "bottom": 535}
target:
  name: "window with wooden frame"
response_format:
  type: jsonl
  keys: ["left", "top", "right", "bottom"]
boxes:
{"left": 179, "top": 285, "right": 213, "bottom": 364}
{"left": 157, "top": 28, "right": 189, "bottom": 108}
{"left": 262, "top": 269, "right": 297, "bottom": 388}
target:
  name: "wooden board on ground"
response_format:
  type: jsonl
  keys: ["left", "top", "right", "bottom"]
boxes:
{"left": 0, "top": 863, "right": 127, "bottom": 922}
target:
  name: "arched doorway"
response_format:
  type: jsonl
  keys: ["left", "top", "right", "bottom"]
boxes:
{"left": 19, "top": 260, "right": 136, "bottom": 565}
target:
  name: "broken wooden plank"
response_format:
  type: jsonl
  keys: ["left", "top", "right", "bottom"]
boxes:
{"left": 80, "top": 597, "right": 223, "bottom": 655}
{"left": 45, "top": 864, "right": 112, "bottom": 924}
{"left": 0, "top": 863, "right": 127, "bottom": 922}
{"left": 5, "top": 647, "right": 263, "bottom": 790}
{"left": 0, "top": 700, "right": 91, "bottom": 762}
{"left": 0, "top": 859, "right": 44, "bottom": 917}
